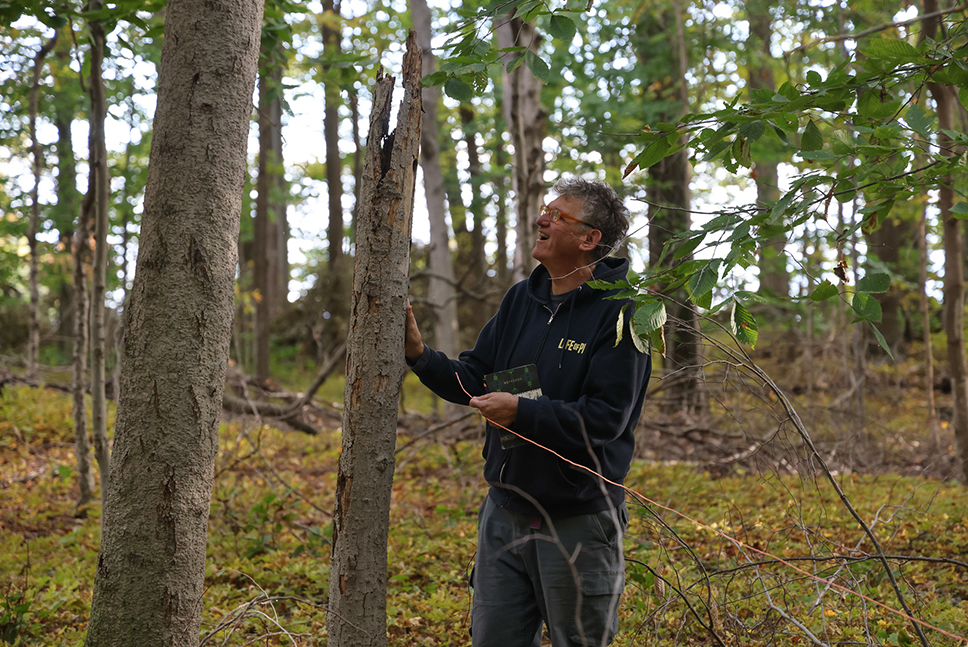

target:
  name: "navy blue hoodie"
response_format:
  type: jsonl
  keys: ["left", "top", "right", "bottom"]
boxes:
{"left": 409, "top": 257, "right": 652, "bottom": 517}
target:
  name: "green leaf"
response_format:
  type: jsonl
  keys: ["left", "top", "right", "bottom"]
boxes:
{"left": 548, "top": 13, "right": 577, "bottom": 42}
{"left": 730, "top": 299, "right": 758, "bottom": 347}
{"left": 806, "top": 70, "right": 823, "bottom": 86}
{"left": 631, "top": 301, "right": 667, "bottom": 335}
{"left": 673, "top": 233, "right": 705, "bottom": 260}
{"left": 800, "top": 120, "right": 823, "bottom": 151}
{"left": 444, "top": 78, "right": 474, "bottom": 102}
{"left": 630, "top": 138, "right": 672, "bottom": 172}
{"left": 57, "top": 464, "right": 72, "bottom": 479}
{"left": 506, "top": 53, "right": 526, "bottom": 74}
{"left": 650, "top": 326, "right": 666, "bottom": 357}
{"left": 862, "top": 37, "right": 918, "bottom": 61}
{"left": 951, "top": 202, "right": 968, "bottom": 219}
{"left": 504, "top": 54, "right": 524, "bottom": 74}
{"left": 856, "top": 272, "right": 890, "bottom": 294}
{"left": 614, "top": 307, "right": 625, "bottom": 348}
{"left": 732, "top": 136, "right": 752, "bottom": 168}
{"left": 525, "top": 50, "right": 551, "bottom": 83}
{"left": 905, "top": 104, "right": 932, "bottom": 137}
{"left": 422, "top": 70, "right": 449, "bottom": 87}
{"left": 869, "top": 321, "right": 894, "bottom": 360}
{"left": 830, "top": 130, "right": 854, "bottom": 155}
{"left": 857, "top": 91, "right": 900, "bottom": 120}
{"left": 738, "top": 120, "right": 766, "bottom": 142}
{"left": 688, "top": 260, "right": 721, "bottom": 305}
{"left": 810, "top": 279, "right": 839, "bottom": 302}
{"left": 851, "top": 291, "right": 883, "bottom": 323}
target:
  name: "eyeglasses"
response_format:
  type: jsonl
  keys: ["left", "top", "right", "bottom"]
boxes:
{"left": 540, "top": 204, "right": 595, "bottom": 228}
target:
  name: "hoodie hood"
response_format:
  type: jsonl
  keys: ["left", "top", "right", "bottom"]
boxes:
{"left": 526, "top": 256, "right": 631, "bottom": 306}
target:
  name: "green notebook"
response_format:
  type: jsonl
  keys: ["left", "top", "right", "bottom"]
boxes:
{"left": 484, "top": 364, "right": 542, "bottom": 449}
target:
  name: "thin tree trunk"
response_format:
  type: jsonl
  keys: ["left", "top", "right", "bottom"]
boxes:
{"left": 87, "top": 3, "right": 111, "bottom": 503}
{"left": 323, "top": 0, "right": 347, "bottom": 346}
{"left": 412, "top": 0, "right": 459, "bottom": 363}
{"left": 497, "top": 17, "right": 545, "bottom": 282}
{"left": 459, "top": 104, "right": 489, "bottom": 333}
{"left": 254, "top": 40, "right": 284, "bottom": 382}
{"left": 918, "top": 201, "right": 936, "bottom": 426}
{"left": 328, "top": 32, "right": 421, "bottom": 647}
{"left": 493, "top": 106, "right": 510, "bottom": 289}
{"left": 933, "top": 82, "right": 968, "bottom": 482}
{"left": 350, "top": 91, "right": 362, "bottom": 225}
{"left": 641, "top": 2, "right": 703, "bottom": 414}
{"left": 53, "top": 32, "right": 81, "bottom": 356}
{"left": 72, "top": 193, "right": 94, "bottom": 510}
{"left": 27, "top": 34, "right": 57, "bottom": 382}
{"left": 84, "top": 0, "right": 263, "bottom": 642}
{"left": 746, "top": 0, "right": 787, "bottom": 300}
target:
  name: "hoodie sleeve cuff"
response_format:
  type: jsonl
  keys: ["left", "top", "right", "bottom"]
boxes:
{"left": 406, "top": 344, "right": 434, "bottom": 372}
{"left": 515, "top": 396, "right": 538, "bottom": 435}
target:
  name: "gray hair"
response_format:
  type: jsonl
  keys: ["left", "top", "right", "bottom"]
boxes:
{"left": 552, "top": 176, "right": 630, "bottom": 255}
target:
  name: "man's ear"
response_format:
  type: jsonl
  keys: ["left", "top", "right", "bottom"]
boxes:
{"left": 580, "top": 228, "right": 603, "bottom": 252}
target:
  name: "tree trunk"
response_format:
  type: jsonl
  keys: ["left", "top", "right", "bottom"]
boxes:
{"left": 866, "top": 215, "right": 906, "bottom": 351}
{"left": 87, "top": 3, "right": 112, "bottom": 503}
{"left": 53, "top": 61, "right": 81, "bottom": 356}
{"left": 497, "top": 17, "right": 545, "bottom": 282}
{"left": 746, "top": 0, "right": 787, "bottom": 300}
{"left": 458, "top": 105, "right": 490, "bottom": 335}
{"left": 493, "top": 104, "right": 510, "bottom": 289}
{"left": 323, "top": 0, "right": 347, "bottom": 345}
{"left": 413, "top": 0, "right": 459, "bottom": 369}
{"left": 72, "top": 193, "right": 95, "bottom": 510}
{"left": 641, "top": 2, "right": 703, "bottom": 414}
{"left": 27, "top": 34, "right": 57, "bottom": 382}
{"left": 84, "top": 0, "right": 263, "bottom": 643}
{"left": 918, "top": 200, "right": 936, "bottom": 424}
{"left": 255, "top": 37, "right": 285, "bottom": 382}
{"left": 924, "top": 0, "right": 967, "bottom": 482}
{"left": 327, "top": 31, "right": 421, "bottom": 647}
{"left": 933, "top": 82, "right": 968, "bottom": 482}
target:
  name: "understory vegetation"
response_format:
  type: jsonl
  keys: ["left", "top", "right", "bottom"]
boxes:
{"left": 1, "top": 330, "right": 966, "bottom": 646}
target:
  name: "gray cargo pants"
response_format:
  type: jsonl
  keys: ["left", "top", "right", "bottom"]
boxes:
{"left": 470, "top": 496, "right": 628, "bottom": 647}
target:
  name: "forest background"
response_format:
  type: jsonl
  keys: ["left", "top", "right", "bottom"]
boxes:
{"left": 2, "top": 0, "right": 968, "bottom": 645}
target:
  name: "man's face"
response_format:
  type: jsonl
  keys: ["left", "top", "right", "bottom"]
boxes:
{"left": 532, "top": 195, "right": 592, "bottom": 267}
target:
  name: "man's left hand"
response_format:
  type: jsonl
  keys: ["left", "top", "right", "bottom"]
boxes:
{"left": 469, "top": 392, "right": 519, "bottom": 427}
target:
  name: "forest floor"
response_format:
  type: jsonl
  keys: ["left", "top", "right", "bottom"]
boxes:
{"left": 1, "top": 331, "right": 967, "bottom": 646}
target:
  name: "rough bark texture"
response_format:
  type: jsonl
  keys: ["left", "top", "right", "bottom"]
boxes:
{"left": 27, "top": 34, "right": 57, "bottom": 382}
{"left": 497, "top": 17, "right": 545, "bottom": 282}
{"left": 87, "top": 4, "right": 112, "bottom": 502}
{"left": 413, "top": 0, "right": 459, "bottom": 360}
{"left": 327, "top": 32, "right": 421, "bottom": 647}
{"left": 84, "top": 0, "right": 263, "bottom": 644}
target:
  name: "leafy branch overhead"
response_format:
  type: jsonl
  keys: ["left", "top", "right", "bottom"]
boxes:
{"left": 428, "top": 2, "right": 968, "bottom": 355}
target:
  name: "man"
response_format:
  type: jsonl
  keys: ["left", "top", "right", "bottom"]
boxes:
{"left": 404, "top": 176, "right": 651, "bottom": 647}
